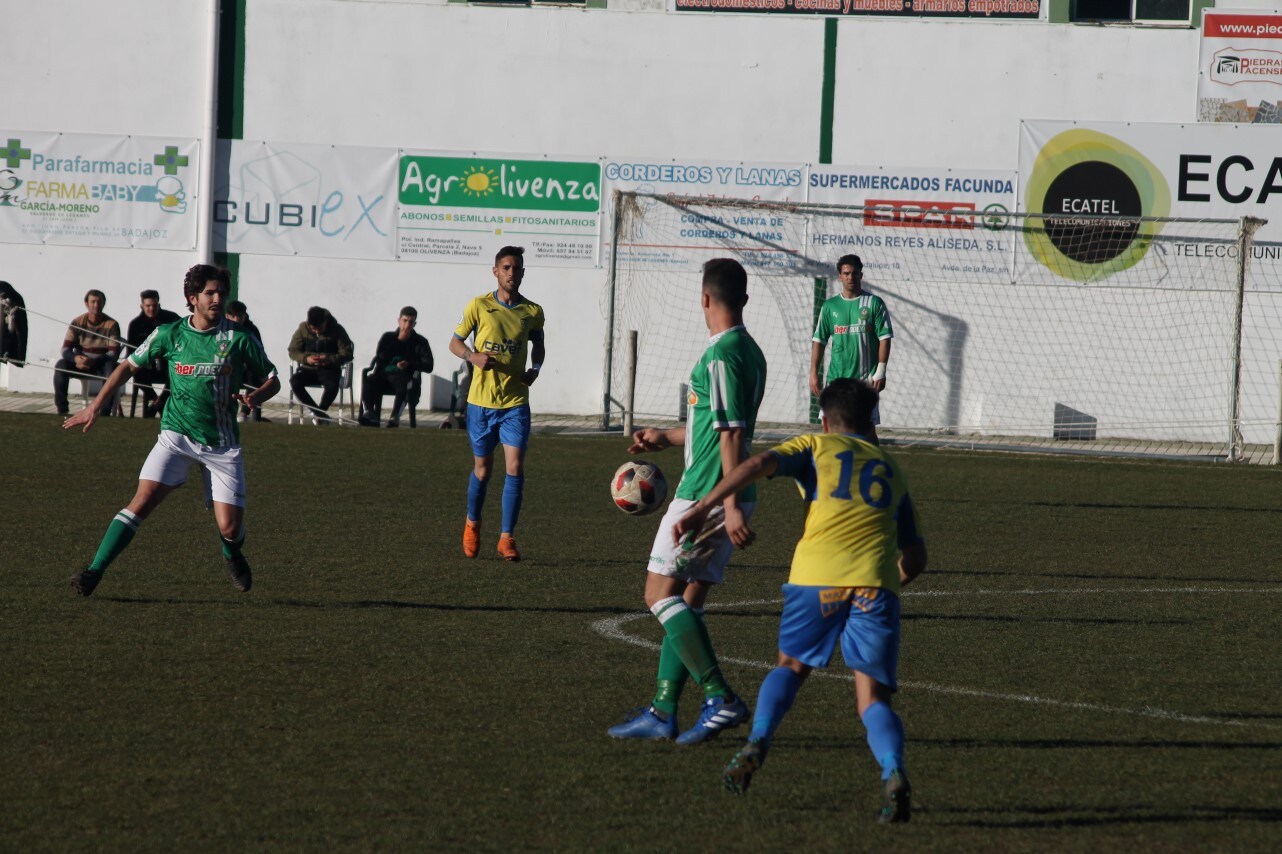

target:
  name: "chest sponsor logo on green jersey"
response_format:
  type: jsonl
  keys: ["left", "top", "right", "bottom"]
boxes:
{"left": 173, "top": 362, "right": 231, "bottom": 377}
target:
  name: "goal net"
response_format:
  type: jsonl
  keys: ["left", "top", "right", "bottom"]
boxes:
{"left": 603, "top": 192, "right": 1279, "bottom": 461}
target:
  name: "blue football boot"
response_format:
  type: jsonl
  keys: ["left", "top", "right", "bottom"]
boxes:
{"left": 607, "top": 705, "right": 678, "bottom": 740}
{"left": 675, "top": 694, "right": 750, "bottom": 745}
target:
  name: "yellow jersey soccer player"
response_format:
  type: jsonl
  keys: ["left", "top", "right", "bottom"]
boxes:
{"left": 675, "top": 378, "right": 927, "bottom": 823}
{"left": 449, "top": 246, "right": 546, "bottom": 562}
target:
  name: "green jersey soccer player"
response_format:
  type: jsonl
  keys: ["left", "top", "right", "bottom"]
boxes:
{"left": 607, "top": 258, "right": 768, "bottom": 746}
{"left": 65, "top": 264, "right": 280, "bottom": 596}
{"left": 810, "top": 254, "right": 893, "bottom": 438}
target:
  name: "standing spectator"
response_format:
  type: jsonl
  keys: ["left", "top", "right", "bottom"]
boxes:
{"left": 287, "top": 306, "right": 353, "bottom": 424}
{"left": 0, "top": 281, "right": 27, "bottom": 367}
{"left": 53, "top": 290, "right": 121, "bottom": 417}
{"left": 226, "top": 300, "right": 268, "bottom": 423}
{"left": 126, "top": 289, "right": 181, "bottom": 418}
{"left": 810, "top": 254, "right": 894, "bottom": 442}
{"left": 360, "top": 306, "right": 434, "bottom": 428}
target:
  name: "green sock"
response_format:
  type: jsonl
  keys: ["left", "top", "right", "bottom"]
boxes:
{"left": 220, "top": 525, "right": 245, "bottom": 560}
{"left": 89, "top": 509, "right": 141, "bottom": 573}
{"left": 651, "top": 637, "right": 689, "bottom": 716}
{"left": 652, "top": 597, "right": 730, "bottom": 699}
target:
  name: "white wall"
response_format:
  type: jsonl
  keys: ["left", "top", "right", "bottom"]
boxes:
{"left": 7, "top": 0, "right": 1253, "bottom": 437}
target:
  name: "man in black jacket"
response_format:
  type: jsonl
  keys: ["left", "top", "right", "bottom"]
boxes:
{"left": 125, "top": 289, "right": 181, "bottom": 417}
{"left": 360, "top": 306, "right": 433, "bottom": 428}
{"left": 0, "top": 281, "right": 27, "bottom": 367}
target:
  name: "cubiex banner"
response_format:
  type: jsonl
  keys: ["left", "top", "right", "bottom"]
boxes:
{"left": 213, "top": 141, "right": 398, "bottom": 260}
{"left": 397, "top": 152, "right": 602, "bottom": 267}
{"left": 0, "top": 131, "right": 198, "bottom": 250}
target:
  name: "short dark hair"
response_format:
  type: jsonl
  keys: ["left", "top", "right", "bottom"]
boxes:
{"left": 84, "top": 289, "right": 106, "bottom": 304}
{"left": 306, "top": 306, "right": 329, "bottom": 328}
{"left": 701, "top": 258, "right": 748, "bottom": 308}
{"left": 226, "top": 300, "right": 247, "bottom": 316}
{"left": 819, "top": 377, "right": 879, "bottom": 433}
{"left": 140, "top": 289, "right": 160, "bottom": 302}
{"left": 399, "top": 306, "right": 417, "bottom": 319}
{"left": 836, "top": 254, "right": 863, "bottom": 274}
{"left": 182, "top": 265, "right": 230, "bottom": 312}
{"left": 495, "top": 245, "right": 525, "bottom": 265}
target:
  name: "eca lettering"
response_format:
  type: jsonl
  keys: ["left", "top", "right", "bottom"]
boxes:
{"left": 1179, "top": 154, "right": 1282, "bottom": 204}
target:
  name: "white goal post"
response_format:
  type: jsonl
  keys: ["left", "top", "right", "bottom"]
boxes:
{"left": 603, "top": 191, "right": 1281, "bottom": 462}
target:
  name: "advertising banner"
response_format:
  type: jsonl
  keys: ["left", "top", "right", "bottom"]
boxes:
{"left": 0, "top": 131, "right": 198, "bottom": 250}
{"left": 806, "top": 164, "right": 1018, "bottom": 279}
{"left": 213, "top": 141, "right": 397, "bottom": 260}
{"left": 670, "top": 0, "right": 1040, "bottom": 19}
{"left": 397, "top": 152, "right": 602, "bottom": 267}
{"left": 1018, "top": 119, "right": 1282, "bottom": 284}
{"left": 1198, "top": 9, "right": 1282, "bottom": 123}
{"left": 602, "top": 156, "right": 809, "bottom": 272}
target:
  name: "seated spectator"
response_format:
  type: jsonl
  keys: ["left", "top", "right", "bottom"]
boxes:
{"left": 226, "top": 300, "right": 269, "bottom": 423}
{"left": 126, "top": 289, "right": 181, "bottom": 418}
{"left": 53, "top": 289, "right": 121, "bottom": 417}
{"left": 288, "top": 306, "right": 353, "bottom": 424}
{"left": 0, "top": 281, "right": 27, "bottom": 367}
{"left": 359, "top": 306, "right": 434, "bottom": 428}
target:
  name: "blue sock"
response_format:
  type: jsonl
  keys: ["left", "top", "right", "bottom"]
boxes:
{"left": 467, "top": 472, "right": 489, "bottom": 523}
{"left": 501, "top": 473, "right": 524, "bottom": 534}
{"left": 748, "top": 666, "right": 802, "bottom": 743}
{"left": 860, "top": 701, "right": 905, "bottom": 780}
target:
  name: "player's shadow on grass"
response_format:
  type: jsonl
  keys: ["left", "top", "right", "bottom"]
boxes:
{"left": 935, "top": 804, "right": 1282, "bottom": 828}
{"left": 913, "top": 736, "right": 1282, "bottom": 751}
{"left": 99, "top": 594, "right": 643, "bottom": 617}
{"left": 927, "top": 567, "right": 1282, "bottom": 585}
{"left": 903, "top": 612, "right": 1190, "bottom": 627}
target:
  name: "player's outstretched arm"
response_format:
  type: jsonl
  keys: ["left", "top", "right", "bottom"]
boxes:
{"left": 898, "top": 542, "right": 927, "bottom": 586}
{"left": 672, "top": 450, "right": 778, "bottom": 545}
{"left": 63, "top": 360, "right": 137, "bottom": 433}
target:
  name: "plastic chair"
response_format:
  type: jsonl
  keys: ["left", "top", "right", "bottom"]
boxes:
{"left": 287, "top": 362, "right": 355, "bottom": 425}
{"left": 361, "top": 358, "right": 421, "bottom": 428}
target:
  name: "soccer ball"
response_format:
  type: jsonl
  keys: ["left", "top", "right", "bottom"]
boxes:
{"left": 611, "top": 460, "right": 668, "bottom": 516}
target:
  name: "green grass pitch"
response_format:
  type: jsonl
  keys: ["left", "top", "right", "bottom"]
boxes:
{"left": 1, "top": 411, "right": 1279, "bottom": 850}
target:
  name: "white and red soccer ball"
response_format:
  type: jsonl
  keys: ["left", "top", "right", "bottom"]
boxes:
{"left": 611, "top": 460, "right": 668, "bottom": 516}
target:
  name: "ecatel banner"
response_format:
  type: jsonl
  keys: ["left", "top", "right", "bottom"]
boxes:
{"left": 0, "top": 130, "right": 198, "bottom": 250}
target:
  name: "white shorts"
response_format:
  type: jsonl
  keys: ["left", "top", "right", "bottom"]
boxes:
{"left": 138, "top": 430, "right": 247, "bottom": 508}
{"left": 647, "top": 497, "right": 756, "bottom": 585}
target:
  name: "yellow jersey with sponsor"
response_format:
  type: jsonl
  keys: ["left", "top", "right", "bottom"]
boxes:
{"left": 768, "top": 432, "right": 923, "bottom": 592}
{"left": 454, "top": 291, "right": 545, "bottom": 410}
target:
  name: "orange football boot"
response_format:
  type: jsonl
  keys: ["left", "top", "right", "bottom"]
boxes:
{"left": 497, "top": 534, "right": 521, "bottom": 562}
{"left": 463, "top": 519, "right": 481, "bottom": 558}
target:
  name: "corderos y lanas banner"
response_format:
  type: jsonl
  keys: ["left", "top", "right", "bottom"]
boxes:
{"left": 807, "top": 164, "right": 1017, "bottom": 280}
{"left": 1199, "top": 9, "right": 1282, "bottom": 123}
{"left": 397, "top": 152, "right": 602, "bottom": 267}
{"left": 602, "top": 156, "right": 808, "bottom": 272}
{"left": 1018, "top": 120, "right": 1282, "bottom": 286}
{"left": 213, "top": 141, "right": 397, "bottom": 260}
{"left": 0, "top": 131, "right": 198, "bottom": 249}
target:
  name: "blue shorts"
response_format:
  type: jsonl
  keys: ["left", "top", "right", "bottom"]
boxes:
{"left": 468, "top": 403, "right": 531, "bottom": 457}
{"left": 777, "top": 583, "right": 901, "bottom": 690}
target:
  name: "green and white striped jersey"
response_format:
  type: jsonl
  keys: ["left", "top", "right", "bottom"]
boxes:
{"left": 813, "top": 292, "right": 893, "bottom": 382}
{"left": 129, "top": 317, "right": 277, "bottom": 447}
{"left": 677, "top": 326, "right": 767, "bottom": 503}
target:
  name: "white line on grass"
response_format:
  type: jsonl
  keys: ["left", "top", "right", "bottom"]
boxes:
{"left": 591, "top": 593, "right": 1281, "bottom": 732}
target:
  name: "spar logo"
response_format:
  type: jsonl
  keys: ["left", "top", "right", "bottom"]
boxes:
{"left": 863, "top": 200, "right": 976, "bottom": 230}
{"left": 174, "top": 362, "right": 231, "bottom": 377}
{"left": 1023, "top": 129, "right": 1170, "bottom": 282}
{"left": 1210, "top": 48, "right": 1282, "bottom": 86}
